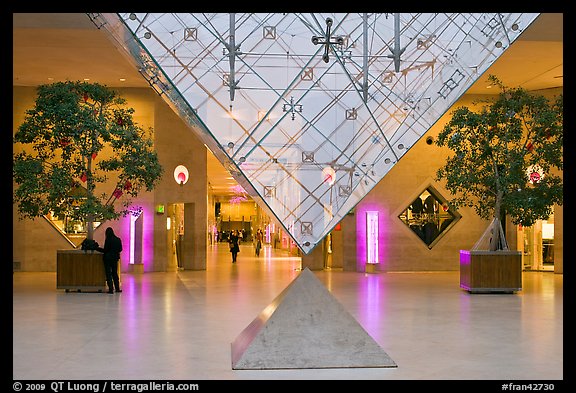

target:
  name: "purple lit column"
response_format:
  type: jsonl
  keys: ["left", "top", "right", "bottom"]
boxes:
{"left": 366, "top": 211, "right": 379, "bottom": 267}
{"left": 128, "top": 208, "right": 144, "bottom": 273}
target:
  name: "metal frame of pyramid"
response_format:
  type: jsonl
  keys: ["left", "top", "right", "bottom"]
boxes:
{"left": 92, "top": 12, "right": 539, "bottom": 254}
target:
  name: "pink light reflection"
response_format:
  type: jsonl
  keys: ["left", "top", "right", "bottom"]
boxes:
{"left": 120, "top": 274, "right": 155, "bottom": 356}
{"left": 356, "top": 273, "right": 385, "bottom": 340}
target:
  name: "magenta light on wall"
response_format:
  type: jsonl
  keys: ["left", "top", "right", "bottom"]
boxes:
{"left": 129, "top": 207, "right": 143, "bottom": 265}
{"left": 366, "top": 211, "right": 379, "bottom": 264}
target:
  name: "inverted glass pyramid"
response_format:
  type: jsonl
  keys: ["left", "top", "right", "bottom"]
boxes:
{"left": 93, "top": 13, "right": 539, "bottom": 254}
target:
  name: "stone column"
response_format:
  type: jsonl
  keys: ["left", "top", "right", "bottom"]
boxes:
{"left": 554, "top": 204, "right": 563, "bottom": 274}
{"left": 183, "top": 202, "right": 207, "bottom": 270}
{"left": 330, "top": 227, "right": 344, "bottom": 269}
{"left": 341, "top": 214, "right": 358, "bottom": 272}
{"left": 301, "top": 241, "right": 324, "bottom": 270}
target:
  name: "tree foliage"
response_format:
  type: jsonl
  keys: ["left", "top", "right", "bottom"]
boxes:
{"left": 435, "top": 76, "right": 562, "bottom": 249}
{"left": 13, "top": 81, "right": 163, "bottom": 239}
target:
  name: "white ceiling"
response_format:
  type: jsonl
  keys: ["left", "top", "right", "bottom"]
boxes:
{"left": 13, "top": 13, "right": 563, "bottom": 198}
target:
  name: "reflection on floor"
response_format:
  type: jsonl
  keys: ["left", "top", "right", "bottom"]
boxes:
{"left": 13, "top": 243, "right": 563, "bottom": 380}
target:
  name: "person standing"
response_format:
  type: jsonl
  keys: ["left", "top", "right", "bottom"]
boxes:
{"left": 229, "top": 230, "right": 240, "bottom": 263}
{"left": 98, "top": 227, "right": 123, "bottom": 294}
{"left": 255, "top": 229, "right": 263, "bottom": 257}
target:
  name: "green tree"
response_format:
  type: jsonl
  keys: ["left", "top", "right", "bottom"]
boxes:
{"left": 13, "top": 81, "right": 163, "bottom": 241}
{"left": 435, "top": 76, "right": 563, "bottom": 251}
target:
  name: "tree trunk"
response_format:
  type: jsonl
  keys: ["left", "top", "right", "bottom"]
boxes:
{"left": 472, "top": 216, "right": 508, "bottom": 251}
{"left": 86, "top": 153, "right": 94, "bottom": 241}
{"left": 490, "top": 190, "right": 504, "bottom": 251}
{"left": 87, "top": 220, "right": 94, "bottom": 241}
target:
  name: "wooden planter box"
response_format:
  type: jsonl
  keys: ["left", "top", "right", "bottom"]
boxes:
{"left": 56, "top": 249, "right": 106, "bottom": 292}
{"left": 460, "top": 250, "right": 522, "bottom": 294}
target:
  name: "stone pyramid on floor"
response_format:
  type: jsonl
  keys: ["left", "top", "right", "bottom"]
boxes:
{"left": 231, "top": 267, "right": 397, "bottom": 369}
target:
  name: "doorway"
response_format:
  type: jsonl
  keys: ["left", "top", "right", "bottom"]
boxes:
{"left": 323, "top": 233, "right": 333, "bottom": 269}
{"left": 517, "top": 214, "right": 555, "bottom": 272}
{"left": 167, "top": 203, "right": 185, "bottom": 271}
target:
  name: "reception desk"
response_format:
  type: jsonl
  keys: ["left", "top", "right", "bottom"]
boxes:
{"left": 56, "top": 250, "right": 107, "bottom": 292}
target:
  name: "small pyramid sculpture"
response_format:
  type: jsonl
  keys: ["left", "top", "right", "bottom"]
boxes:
{"left": 231, "top": 268, "right": 397, "bottom": 369}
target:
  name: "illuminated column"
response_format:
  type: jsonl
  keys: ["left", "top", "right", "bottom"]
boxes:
{"left": 128, "top": 208, "right": 144, "bottom": 273}
{"left": 366, "top": 211, "right": 379, "bottom": 270}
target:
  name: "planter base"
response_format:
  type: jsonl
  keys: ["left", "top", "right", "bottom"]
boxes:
{"left": 128, "top": 263, "right": 144, "bottom": 273}
{"left": 57, "top": 250, "right": 106, "bottom": 292}
{"left": 460, "top": 250, "right": 522, "bottom": 294}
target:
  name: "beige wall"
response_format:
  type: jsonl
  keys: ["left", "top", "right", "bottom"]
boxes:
{"left": 13, "top": 86, "right": 208, "bottom": 272}
{"left": 218, "top": 200, "right": 258, "bottom": 222}
{"left": 555, "top": 204, "right": 563, "bottom": 274}
{"left": 147, "top": 88, "right": 207, "bottom": 271}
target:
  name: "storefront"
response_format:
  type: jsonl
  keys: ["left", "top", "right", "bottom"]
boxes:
{"left": 517, "top": 214, "right": 555, "bottom": 272}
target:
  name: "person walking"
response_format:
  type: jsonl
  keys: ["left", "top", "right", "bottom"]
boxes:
{"left": 97, "top": 227, "right": 123, "bottom": 294}
{"left": 229, "top": 230, "right": 240, "bottom": 263}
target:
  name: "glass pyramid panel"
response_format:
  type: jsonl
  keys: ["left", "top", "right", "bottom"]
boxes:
{"left": 93, "top": 12, "right": 539, "bottom": 254}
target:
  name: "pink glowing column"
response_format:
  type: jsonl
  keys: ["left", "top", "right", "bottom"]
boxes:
{"left": 129, "top": 209, "right": 143, "bottom": 265}
{"left": 366, "top": 211, "right": 379, "bottom": 265}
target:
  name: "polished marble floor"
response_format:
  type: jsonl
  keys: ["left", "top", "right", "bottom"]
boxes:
{"left": 13, "top": 243, "right": 563, "bottom": 381}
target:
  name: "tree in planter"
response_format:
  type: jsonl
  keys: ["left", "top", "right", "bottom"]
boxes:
{"left": 13, "top": 81, "right": 163, "bottom": 245}
{"left": 435, "top": 75, "right": 562, "bottom": 251}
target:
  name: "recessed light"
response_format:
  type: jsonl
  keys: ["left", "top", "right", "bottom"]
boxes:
{"left": 119, "top": 78, "right": 126, "bottom": 82}
{"left": 83, "top": 78, "right": 90, "bottom": 81}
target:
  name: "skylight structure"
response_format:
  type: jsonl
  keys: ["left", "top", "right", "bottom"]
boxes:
{"left": 93, "top": 12, "right": 539, "bottom": 254}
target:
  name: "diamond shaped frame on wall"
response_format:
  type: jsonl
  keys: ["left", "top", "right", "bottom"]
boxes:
{"left": 94, "top": 12, "right": 539, "bottom": 254}
{"left": 398, "top": 185, "right": 462, "bottom": 250}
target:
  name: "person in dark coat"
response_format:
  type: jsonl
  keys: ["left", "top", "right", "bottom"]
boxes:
{"left": 97, "top": 227, "right": 123, "bottom": 294}
{"left": 229, "top": 230, "right": 240, "bottom": 263}
{"left": 254, "top": 228, "right": 263, "bottom": 256}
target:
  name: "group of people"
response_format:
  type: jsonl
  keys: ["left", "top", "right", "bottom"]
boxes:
{"left": 217, "top": 229, "right": 246, "bottom": 243}
{"left": 228, "top": 228, "right": 264, "bottom": 263}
